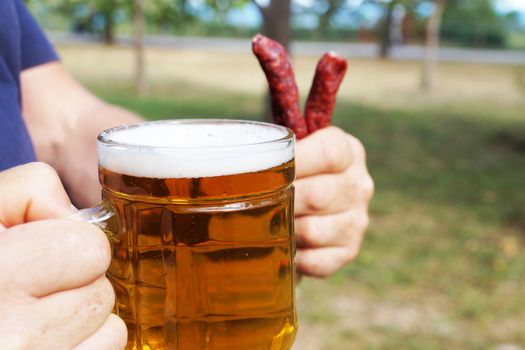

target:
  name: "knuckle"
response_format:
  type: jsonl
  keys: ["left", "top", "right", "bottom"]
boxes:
{"left": 25, "top": 162, "right": 61, "bottom": 183}
{"left": 82, "top": 223, "right": 111, "bottom": 271}
{"left": 89, "top": 277, "right": 115, "bottom": 317}
{"left": 321, "top": 128, "right": 350, "bottom": 172}
{"left": 296, "top": 218, "right": 320, "bottom": 247}
{"left": 346, "top": 211, "right": 368, "bottom": 236}
{"left": 360, "top": 214, "right": 370, "bottom": 232}
{"left": 60, "top": 221, "right": 111, "bottom": 273}
{"left": 305, "top": 184, "right": 333, "bottom": 212}
{"left": 342, "top": 245, "right": 359, "bottom": 265}
{"left": 70, "top": 277, "right": 115, "bottom": 331}
{"left": 101, "top": 277, "right": 116, "bottom": 307}
{"left": 362, "top": 174, "right": 375, "bottom": 199}
{"left": 347, "top": 135, "right": 366, "bottom": 161}
{"left": 111, "top": 314, "right": 128, "bottom": 349}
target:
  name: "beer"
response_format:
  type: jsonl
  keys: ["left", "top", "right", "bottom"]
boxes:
{"left": 97, "top": 120, "right": 297, "bottom": 350}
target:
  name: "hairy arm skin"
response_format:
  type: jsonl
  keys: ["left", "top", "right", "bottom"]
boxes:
{"left": 21, "top": 61, "right": 142, "bottom": 208}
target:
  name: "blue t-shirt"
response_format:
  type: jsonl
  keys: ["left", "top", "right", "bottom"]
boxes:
{"left": 0, "top": 0, "right": 58, "bottom": 171}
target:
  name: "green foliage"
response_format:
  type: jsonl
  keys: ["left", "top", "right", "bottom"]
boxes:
{"left": 27, "top": 0, "right": 522, "bottom": 49}
{"left": 367, "top": 0, "right": 512, "bottom": 48}
{"left": 27, "top": 0, "right": 132, "bottom": 41}
{"left": 144, "top": 0, "right": 196, "bottom": 30}
{"left": 441, "top": 0, "right": 507, "bottom": 47}
{"left": 138, "top": 0, "right": 256, "bottom": 36}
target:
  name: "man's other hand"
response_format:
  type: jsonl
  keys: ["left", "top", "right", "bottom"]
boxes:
{"left": 294, "top": 127, "right": 374, "bottom": 277}
{"left": 0, "top": 163, "right": 127, "bottom": 349}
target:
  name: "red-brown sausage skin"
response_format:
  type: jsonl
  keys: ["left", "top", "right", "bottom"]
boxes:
{"left": 252, "top": 34, "right": 309, "bottom": 139}
{"left": 305, "top": 52, "right": 348, "bottom": 134}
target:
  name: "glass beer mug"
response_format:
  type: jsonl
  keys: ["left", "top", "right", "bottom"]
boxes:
{"left": 73, "top": 119, "right": 297, "bottom": 350}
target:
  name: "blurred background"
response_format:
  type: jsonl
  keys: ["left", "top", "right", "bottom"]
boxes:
{"left": 26, "top": 0, "right": 525, "bottom": 348}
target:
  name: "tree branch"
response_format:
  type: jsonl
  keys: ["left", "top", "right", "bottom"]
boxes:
{"left": 250, "top": 0, "right": 264, "bottom": 13}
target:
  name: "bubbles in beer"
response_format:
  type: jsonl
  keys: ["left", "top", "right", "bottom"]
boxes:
{"left": 98, "top": 121, "right": 293, "bottom": 179}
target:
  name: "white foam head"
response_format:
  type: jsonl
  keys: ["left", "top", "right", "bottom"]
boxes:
{"left": 97, "top": 120, "right": 294, "bottom": 178}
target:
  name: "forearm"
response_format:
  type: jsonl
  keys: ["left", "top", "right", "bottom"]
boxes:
{"left": 21, "top": 62, "right": 142, "bottom": 207}
{"left": 47, "top": 103, "right": 141, "bottom": 208}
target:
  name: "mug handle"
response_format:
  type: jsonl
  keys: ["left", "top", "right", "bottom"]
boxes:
{"left": 68, "top": 201, "right": 120, "bottom": 243}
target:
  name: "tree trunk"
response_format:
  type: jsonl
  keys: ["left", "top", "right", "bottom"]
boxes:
{"left": 102, "top": 0, "right": 116, "bottom": 45}
{"left": 421, "top": 0, "right": 446, "bottom": 91}
{"left": 133, "top": 0, "right": 147, "bottom": 96}
{"left": 317, "top": 0, "right": 344, "bottom": 38}
{"left": 253, "top": 0, "right": 293, "bottom": 121}
{"left": 257, "top": 0, "right": 292, "bottom": 50}
{"left": 379, "top": 0, "right": 397, "bottom": 58}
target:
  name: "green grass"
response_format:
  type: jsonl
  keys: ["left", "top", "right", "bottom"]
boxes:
{"left": 96, "top": 83, "right": 260, "bottom": 121}
{"left": 508, "top": 31, "right": 525, "bottom": 50}
{"left": 91, "top": 83, "right": 525, "bottom": 348}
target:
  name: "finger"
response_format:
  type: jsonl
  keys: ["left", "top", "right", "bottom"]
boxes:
{"left": 0, "top": 219, "right": 110, "bottom": 297}
{"left": 32, "top": 276, "right": 115, "bottom": 349}
{"left": 73, "top": 314, "right": 127, "bottom": 350}
{"left": 295, "top": 210, "right": 368, "bottom": 249}
{"left": 295, "top": 246, "right": 361, "bottom": 278}
{"left": 294, "top": 173, "right": 350, "bottom": 215}
{"left": 296, "top": 127, "right": 365, "bottom": 179}
{"left": 0, "top": 162, "right": 73, "bottom": 229}
{"left": 295, "top": 164, "right": 374, "bottom": 216}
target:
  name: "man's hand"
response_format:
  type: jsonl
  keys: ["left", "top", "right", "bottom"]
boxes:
{"left": 294, "top": 127, "right": 374, "bottom": 277}
{"left": 0, "top": 163, "right": 127, "bottom": 349}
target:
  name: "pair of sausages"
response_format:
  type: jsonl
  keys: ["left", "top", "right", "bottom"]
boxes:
{"left": 252, "top": 34, "right": 348, "bottom": 139}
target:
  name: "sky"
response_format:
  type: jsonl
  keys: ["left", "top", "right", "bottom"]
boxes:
{"left": 255, "top": 0, "right": 525, "bottom": 12}
{"left": 228, "top": 0, "right": 525, "bottom": 28}
{"left": 495, "top": 0, "right": 525, "bottom": 13}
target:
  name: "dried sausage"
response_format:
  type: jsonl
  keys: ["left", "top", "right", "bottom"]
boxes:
{"left": 252, "top": 34, "right": 309, "bottom": 139}
{"left": 305, "top": 52, "right": 348, "bottom": 133}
